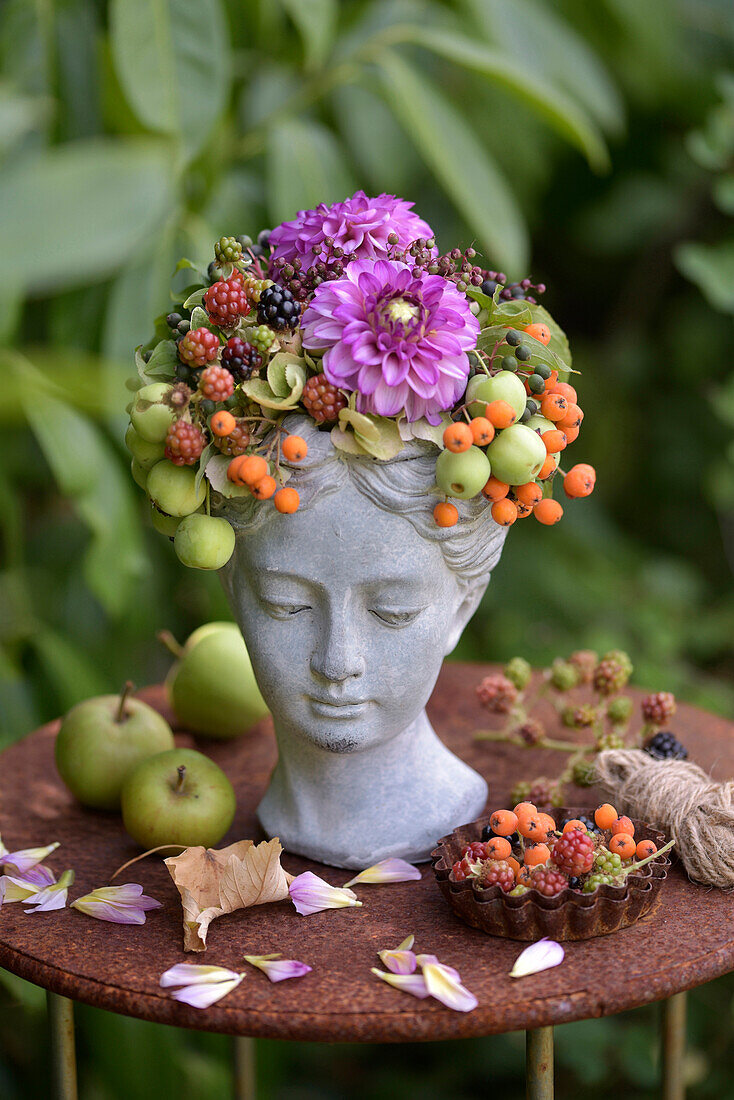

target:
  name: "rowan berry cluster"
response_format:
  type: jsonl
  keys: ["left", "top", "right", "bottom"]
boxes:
{"left": 450, "top": 800, "right": 672, "bottom": 898}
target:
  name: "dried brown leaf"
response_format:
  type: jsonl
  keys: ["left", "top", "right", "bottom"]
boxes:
{"left": 165, "top": 838, "right": 293, "bottom": 952}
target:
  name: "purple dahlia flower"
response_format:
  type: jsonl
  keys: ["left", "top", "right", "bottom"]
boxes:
{"left": 301, "top": 258, "right": 479, "bottom": 424}
{"left": 269, "top": 191, "right": 434, "bottom": 274}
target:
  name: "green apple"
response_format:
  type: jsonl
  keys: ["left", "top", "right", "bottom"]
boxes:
{"left": 526, "top": 414, "right": 555, "bottom": 435}
{"left": 131, "top": 458, "right": 149, "bottom": 490}
{"left": 486, "top": 424, "right": 547, "bottom": 485}
{"left": 435, "top": 446, "right": 491, "bottom": 499}
{"left": 130, "top": 383, "right": 175, "bottom": 443}
{"left": 147, "top": 460, "right": 207, "bottom": 517}
{"left": 163, "top": 622, "right": 269, "bottom": 739}
{"left": 150, "top": 503, "right": 183, "bottom": 538}
{"left": 466, "top": 371, "right": 527, "bottom": 420}
{"left": 55, "top": 684, "right": 175, "bottom": 810}
{"left": 125, "top": 424, "right": 166, "bottom": 469}
{"left": 121, "top": 748, "right": 236, "bottom": 850}
{"left": 174, "top": 514, "right": 235, "bottom": 570}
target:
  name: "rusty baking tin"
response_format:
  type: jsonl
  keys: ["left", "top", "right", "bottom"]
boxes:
{"left": 431, "top": 808, "right": 670, "bottom": 941}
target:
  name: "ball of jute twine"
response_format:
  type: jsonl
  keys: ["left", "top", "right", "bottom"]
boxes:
{"left": 594, "top": 749, "right": 734, "bottom": 889}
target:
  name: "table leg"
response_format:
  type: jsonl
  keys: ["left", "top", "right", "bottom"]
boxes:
{"left": 526, "top": 1027, "right": 554, "bottom": 1099}
{"left": 47, "top": 992, "right": 78, "bottom": 1100}
{"left": 662, "top": 992, "right": 687, "bottom": 1100}
{"left": 233, "top": 1036, "right": 256, "bottom": 1100}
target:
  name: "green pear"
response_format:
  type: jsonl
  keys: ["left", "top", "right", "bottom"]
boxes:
{"left": 163, "top": 622, "right": 269, "bottom": 739}
{"left": 55, "top": 684, "right": 175, "bottom": 810}
{"left": 121, "top": 748, "right": 236, "bottom": 850}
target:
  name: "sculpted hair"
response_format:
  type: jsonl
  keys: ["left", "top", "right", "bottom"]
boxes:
{"left": 215, "top": 413, "right": 507, "bottom": 589}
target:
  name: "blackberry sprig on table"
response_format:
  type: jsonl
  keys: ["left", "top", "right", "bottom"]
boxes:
{"left": 643, "top": 731, "right": 688, "bottom": 761}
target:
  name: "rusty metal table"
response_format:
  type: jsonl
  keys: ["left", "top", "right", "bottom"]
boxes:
{"left": 1, "top": 663, "right": 733, "bottom": 1100}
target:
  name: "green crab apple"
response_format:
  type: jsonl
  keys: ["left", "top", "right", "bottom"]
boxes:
{"left": 436, "top": 446, "right": 491, "bottom": 499}
{"left": 163, "top": 622, "right": 269, "bottom": 739}
{"left": 525, "top": 414, "right": 555, "bottom": 436}
{"left": 486, "top": 424, "right": 546, "bottom": 485}
{"left": 146, "top": 461, "right": 207, "bottom": 517}
{"left": 121, "top": 747, "right": 236, "bottom": 850}
{"left": 130, "top": 383, "right": 175, "bottom": 443}
{"left": 55, "top": 684, "right": 175, "bottom": 810}
{"left": 150, "top": 504, "right": 183, "bottom": 538}
{"left": 466, "top": 370, "right": 527, "bottom": 420}
{"left": 125, "top": 424, "right": 165, "bottom": 470}
{"left": 174, "top": 514, "right": 235, "bottom": 570}
{"left": 131, "top": 459, "right": 149, "bottom": 490}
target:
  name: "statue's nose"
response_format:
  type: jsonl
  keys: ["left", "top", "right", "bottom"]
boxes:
{"left": 310, "top": 602, "right": 365, "bottom": 685}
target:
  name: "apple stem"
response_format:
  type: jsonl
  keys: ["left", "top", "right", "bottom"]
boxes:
{"left": 109, "top": 845, "right": 188, "bottom": 882}
{"left": 116, "top": 681, "right": 135, "bottom": 723}
{"left": 157, "top": 630, "right": 184, "bottom": 659}
{"left": 176, "top": 765, "right": 186, "bottom": 791}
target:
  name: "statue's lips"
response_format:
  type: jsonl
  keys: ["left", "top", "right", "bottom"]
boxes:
{"left": 307, "top": 696, "right": 370, "bottom": 718}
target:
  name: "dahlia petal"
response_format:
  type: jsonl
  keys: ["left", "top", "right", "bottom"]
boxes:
{"left": 244, "top": 955, "right": 312, "bottom": 982}
{"left": 289, "top": 871, "right": 362, "bottom": 916}
{"left": 171, "top": 975, "right": 243, "bottom": 1009}
{"left": 419, "top": 958, "right": 477, "bottom": 1012}
{"left": 343, "top": 859, "right": 421, "bottom": 888}
{"left": 510, "top": 939, "right": 565, "bottom": 978}
{"left": 378, "top": 934, "right": 418, "bottom": 975}
{"left": 371, "top": 968, "right": 430, "bottom": 999}
{"left": 161, "top": 963, "right": 241, "bottom": 988}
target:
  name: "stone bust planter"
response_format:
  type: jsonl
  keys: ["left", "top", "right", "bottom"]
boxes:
{"left": 218, "top": 413, "right": 507, "bottom": 869}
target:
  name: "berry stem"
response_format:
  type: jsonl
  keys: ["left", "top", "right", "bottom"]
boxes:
{"left": 108, "top": 844, "right": 188, "bottom": 882}
{"left": 621, "top": 837, "right": 676, "bottom": 877}
{"left": 157, "top": 630, "right": 184, "bottom": 660}
{"left": 115, "top": 680, "right": 135, "bottom": 723}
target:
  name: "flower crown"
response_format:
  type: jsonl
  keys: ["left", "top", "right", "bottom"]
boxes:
{"left": 125, "top": 191, "right": 595, "bottom": 571}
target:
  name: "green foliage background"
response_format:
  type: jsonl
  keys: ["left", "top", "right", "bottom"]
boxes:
{"left": 1, "top": 0, "right": 734, "bottom": 1096}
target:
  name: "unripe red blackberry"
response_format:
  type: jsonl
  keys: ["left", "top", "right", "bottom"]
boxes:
{"left": 476, "top": 672, "right": 518, "bottom": 714}
{"left": 529, "top": 866, "right": 568, "bottom": 897}
{"left": 517, "top": 719, "right": 545, "bottom": 746}
{"left": 204, "top": 277, "right": 250, "bottom": 328}
{"left": 302, "top": 374, "right": 347, "bottom": 423}
{"left": 593, "top": 650, "right": 633, "bottom": 696}
{"left": 527, "top": 777, "right": 564, "bottom": 809}
{"left": 641, "top": 691, "right": 676, "bottom": 726}
{"left": 551, "top": 829, "right": 594, "bottom": 876}
{"left": 595, "top": 730, "right": 625, "bottom": 752}
{"left": 179, "top": 327, "right": 219, "bottom": 368}
{"left": 221, "top": 337, "right": 263, "bottom": 382}
{"left": 568, "top": 649, "right": 598, "bottom": 684}
{"left": 215, "top": 420, "right": 250, "bottom": 456}
{"left": 476, "top": 859, "right": 515, "bottom": 893}
{"left": 199, "top": 365, "right": 235, "bottom": 402}
{"left": 165, "top": 420, "right": 206, "bottom": 466}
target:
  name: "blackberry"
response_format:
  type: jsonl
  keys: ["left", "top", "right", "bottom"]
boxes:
{"left": 475, "top": 672, "right": 518, "bottom": 714}
{"left": 607, "top": 695, "right": 633, "bottom": 724}
{"left": 257, "top": 283, "right": 299, "bottom": 330}
{"left": 476, "top": 859, "right": 515, "bottom": 893}
{"left": 243, "top": 277, "right": 271, "bottom": 304}
{"left": 179, "top": 327, "right": 219, "bottom": 368}
{"left": 302, "top": 374, "right": 347, "bottom": 423}
{"left": 571, "top": 759, "right": 597, "bottom": 788}
{"left": 221, "top": 337, "right": 263, "bottom": 382}
{"left": 517, "top": 719, "right": 545, "bottom": 746}
{"left": 641, "top": 692, "right": 677, "bottom": 726}
{"left": 204, "top": 277, "right": 250, "bottom": 328}
{"left": 593, "top": 650, "right": 633, "bottom": 696}
{"left": 165, "top": 421, "right": 205, "bottom": 466}
{"left": 530, "top": 867, "right": 568, "bottom": 897}
{"left": 568, "top": 876, "right": 583, "bottom": 891}
{"left": 568, "top": 650, "right": 598, "bottom": 684}
{"left": 199, "top": 365, "right": 235, "bottom": 402}
{"left": 214, "top": 236, "right": 243, "bottom": 265}
{"left": 215, "top": 419, "right": 250, "bottom": 456}
{"left": 643, "top": 730, "right": 688, "bottom": 761}
{"left": 551, "top": 829, "right": 594, "bottom": 875}
{"left": 527, "top": 777, "right": 564, "bottom": 809}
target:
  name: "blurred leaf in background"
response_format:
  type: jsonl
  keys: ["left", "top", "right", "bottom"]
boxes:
{"left": 1, "top": 0, "right": 734, "bottom": 1097}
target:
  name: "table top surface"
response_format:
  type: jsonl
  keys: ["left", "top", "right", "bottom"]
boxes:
{"left": 0, "top": 663, "right": 732, "bottom": 1044}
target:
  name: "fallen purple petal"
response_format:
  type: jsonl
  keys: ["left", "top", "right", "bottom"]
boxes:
{"left": 510, "top": 938, "right": 565, "bottom": 979}
{"left": 161, "top": 963, "right": 242, "bottom": 988}
{"left": 343, "top": 858, "right": 422, "bottom": 889}
{"left": 24, "top": 869, "right": 74, "bottom": 914}
{"left": 378, "top": 935, "right": 417, "bottom": 975}
{"left": 0, "top": 836, "right": 60, "bottom": 875}
{"left": 71, "top": 883, "right": 162, "bottom": 924}
{"left": 289, "top": 871, "right": 362, "bottom": 916}
{"left": 0, "top": 866, "right": 56, "bottom": 905}
{"left": 420, "top": 959, "right": 477, "bottom": 1013}
{"left": 244, "top": 955, "right": 312, "bottom": 983}
{"left": 371, "top": 968, "right": 430, "bottom": 999}
{"left": 170, "top": 975, "right": 244, "bottom": 1009}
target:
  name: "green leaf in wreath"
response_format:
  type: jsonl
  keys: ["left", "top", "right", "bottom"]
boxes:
{"left": 266, "top": 353, "right": 307, "bottom": 400}
{"left": 353, "top": 416, "right": 404, "bottom": 461}
{"left": 204, "top": 453, "right": 250, "bottom": 498}
{"left": 189, "top": 305, "right": 210, "bottom": 330}
{"left": 330, "top": 426, "right": 371, "bottom": 457}
{"left": 183, "top": 286, "right": 207, "bottom": 310}
{"left": 338, "top": 406, "right": 382, "bottom": 442}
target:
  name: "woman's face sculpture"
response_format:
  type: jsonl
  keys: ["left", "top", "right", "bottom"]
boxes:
{"left": 222, "top": 480, "right": 480, "bottom": 755}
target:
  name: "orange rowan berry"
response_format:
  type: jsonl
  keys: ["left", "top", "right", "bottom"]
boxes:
{"left": 485, "top": 400, "right": 517, "bottom": 429}
{"left": 211, "top": 410, "right": 236, "bottom": 437}
{"left": 636, "top": 839, "right": 658, "bottom": 860}
{"left": 518, "top": 813, "right": 549, "bottom": 842}
{"left": 547, "top": 370, "right": 559, "bottom": 389}
{"left": 564, "top": 425, "right": 580, "bottom": 444}
{"left": 239, "top": 454, "right": 268, "bottom": 487}
{"left": 608, "top": 833, "right": 636, "bottom": 860}
{"left": 540, "top": 393, "right": 569, "bottom": 422}
{"left": 469, "top": 416, "right": 495, "bottom": 446}
{"left": 538, "top": 453, "right": 558, "bottom": 480}
{"left": 443, "top": 422, "right": 473, "bottom": 453}
{"left": 594, "top": 803, "right": 618, "bottom": 830}
{"left": 486, "top": 836, "right": 512, "bottom": 860}
{"left": 534, "top": 498, "right": 563, "bottom": 525}
{"left": 524, "top": 322, "right": 551, "bottom": 346}
{"left": 563, "top": 819, "right": 588, "bottom": 834}
{"left": 612, "top": 816, "right": 635, "bottom": 839}
{"left": 557, "top": 403, "right": 583, "bottom": 431}
{"left": 537, "top": 813, "right": 557, "bottom": 835}
{"left": 482, "top": 476, "right": 509, "bottom": 502}
{"left": 515, "top": 482, "right": 542, "bottom": 507}
{"left": 227, "top": 455, "right": 248, "bottom": 485}
{"left": 489, "top": 809, "right": 519, "bottom": 836}
{"left": 515, "top": 500, "right": 533, "bottom": 518}
{"left": 563, "top": 463, "right": 596, "bottom": 499}
{"left": 252, "top": 474, "right": 277, "bottom": 500}
{"left": 541, "top": 429, "right": 567, "bottom": 454}
{"left": 434, "top": 501, "right": 459, "bottom": 527}
{"left": 548, "top": 381, "right": 577, "bottom": 404}
{"left": 281, "top": 434, "right": 308, "bottom": 462}
{"left": 507, "top": 856, "right": 521, "bottom": 877}
{"left": 516, "top": 865, "right": 533, "bottom": 885}
{"left": 513, "top": 801, "right": 537, "bottom": 819}
{"left": 274, "top": 487, "right": 300, "bottom": 513}
{"left": 491, "top": 498, "right": 518, "bottom": 526}
{"left": 524, "top": 842, "right": 551, "bottom": 867}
